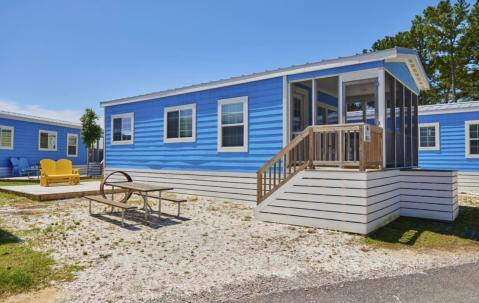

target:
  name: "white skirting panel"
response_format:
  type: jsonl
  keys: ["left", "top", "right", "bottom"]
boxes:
{"left": 256, "top": 169, "right": 458, "bottom": 234}
{"left": 400, "top": 169, "right": 458, "bottom": 221}
{"left": 458, "top": 172, "right": 479, "bottom": 194}
{"left": 104, "top": 167, "right": 257, "bottom": 202}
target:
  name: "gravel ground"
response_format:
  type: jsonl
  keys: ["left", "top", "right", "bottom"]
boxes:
{"left": 1, "top": 194, "right": 478, "bottom": 303}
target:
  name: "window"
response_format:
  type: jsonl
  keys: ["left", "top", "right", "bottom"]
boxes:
{"left": 164, "top": 104, "right": 196, "bottom": 143}
{"left": 466, "top": 120, "right": 479, "bottom": 158}
{"left": 0, "top": 126, "right": 13, "bottom": 149}
{"left": 418, "top": 123, "right": 440, "bottom": 151}
{"left": 67, "top": 134, "right": 78, "bottom": 157}
{"left": 39, "top": 130, "right": 57, "bottom": 151}
{"left": 218, "top": 96, "right": 248, "bottom": 152}
{"left": 111, "top": 113, "right": 134, "bottom": 144}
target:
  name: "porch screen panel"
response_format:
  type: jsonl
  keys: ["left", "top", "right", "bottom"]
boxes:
{"left": 385, "top": 73, "right": 396, "bottom": 168}
{"left": 404, "top": 88, "right": 412, "bottom": 166}
{"left": 412, "top": 93, "right": 418, "bottom": 166}
{"left": 395, "top": 81, "right": 404, "bottom": 167}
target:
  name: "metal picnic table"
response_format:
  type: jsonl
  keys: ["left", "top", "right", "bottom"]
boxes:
{"left": 86, "top": 171, "right": 188, "bottom": 226}
{"left": 105, "top": 181, "right": 174, "bottom": 223}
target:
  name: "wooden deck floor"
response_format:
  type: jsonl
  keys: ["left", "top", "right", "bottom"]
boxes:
{"left": 0, "top": 181, "right": 119, "bottom": 201}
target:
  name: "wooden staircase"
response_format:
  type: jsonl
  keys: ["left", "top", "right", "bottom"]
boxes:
{"left": 256, "top": 123, "right": 383, "bottom": 204}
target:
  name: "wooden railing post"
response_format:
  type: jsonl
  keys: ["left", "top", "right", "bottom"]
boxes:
{"left": 359, "top": 125, "right": 366, "bottom": 171}
{"left": 339, "top": 130, "right": 344, "bottom": 168}
{"left": 257, "top": 171, "right": 262, "bottom": 204}
{"left": 308, "top": 127, "right": 314, "bottom": 169}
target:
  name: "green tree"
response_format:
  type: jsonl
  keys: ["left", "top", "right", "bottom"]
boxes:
{"left": 371, "top": 0, "right": 475, "bottom": 104}
{"left": 80, "top": 108, "right": 102, "bottom": 163}
{"left": 423, "top": 0, "right": 469, "bottom": 102}
{"left": 463, "top": 1, "right": 479, "bottom": 99}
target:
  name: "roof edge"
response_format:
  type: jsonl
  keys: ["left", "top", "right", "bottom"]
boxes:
{"left": 101, "top": 47, "right": 428, "bottom": 108}
{"left": 418, "top": 101, "right": 479, "bottom": 115}
{"left": 0, "top": 110, "right": 82, "bottom": 129}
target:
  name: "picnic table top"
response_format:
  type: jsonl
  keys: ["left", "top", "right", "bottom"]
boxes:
{"left": 104, "top": 181, "right": 173, "bottom": 192}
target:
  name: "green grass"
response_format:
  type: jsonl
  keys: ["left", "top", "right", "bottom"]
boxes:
{"left": 0, "top": 228, "right": 82, "bottom": 297}
{"left": 363, "top": 203, "right": 479, "bottom": 250}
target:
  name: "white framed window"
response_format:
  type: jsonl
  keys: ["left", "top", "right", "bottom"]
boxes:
{"left": 38, "top": 130, "right": 58, "bottom": 151}
{"left": 0, "top": 125, "right": 14, "bottom": 150}
{"left": 67, "top": 133, "right": 78, "bottom": 157}
{"left": 418, "top": 123, "right": 440, "bottom": 151}
{"left": 164, "top": 104, "right": 196, "bottom": 143}
{"left": 218, "top": 96, "right": 248, "bottom": 152}
{"left": 466, "top": 120, "right": 479, "bottom": 158}
{"left": 111, "top": 113, "right": 134, "bottom": 145}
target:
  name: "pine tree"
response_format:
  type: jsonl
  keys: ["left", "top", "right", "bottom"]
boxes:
{"left": 370, "top": 0, "right": 476, "bottom": 104}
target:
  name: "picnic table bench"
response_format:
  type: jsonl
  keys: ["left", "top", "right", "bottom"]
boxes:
{"left": 143, "top": 194, "right": 187, "bottom": 217}
{"left": 85, "top": 195, "right": 137, "bottom": 226}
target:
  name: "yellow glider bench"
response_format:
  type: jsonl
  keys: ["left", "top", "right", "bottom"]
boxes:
{"left": 40, "top": 159, "right": 80, "bottom": 187}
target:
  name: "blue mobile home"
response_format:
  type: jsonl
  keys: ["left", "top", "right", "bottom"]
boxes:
{"left": 101, "top": 48, "right": 461, "bottom": 234}
{"left": 418, "top": 101, "right": 479, "bottom": 193}
{"left": 0, "top": 111, "right": 88, "bottom": 177}
{"left": 101, "top": 47, "right": 430, "bottom": 202}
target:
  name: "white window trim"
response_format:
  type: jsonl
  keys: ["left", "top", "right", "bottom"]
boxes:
{"left": 217, "top": 96, "right": 248, "bottom": 153}
{"left": 66, "top": 133, "right": 79, "bottom": 157}
{"left": 0, "top": 125, "right": 14, "bottom": 150}
{"left": 163, "top": 104, "right": 196, "bottom": 143}
{"left": 418, "top": 122, "right": 440, "bottom": 151}
{"left": 465, "top": 120, "right": 479, "bottom": 158}
{"left": 38, "top": 130, "right": 58, "bottom": 151}
{"left": 111, "top": 112, "right": 134, "bottom": 145}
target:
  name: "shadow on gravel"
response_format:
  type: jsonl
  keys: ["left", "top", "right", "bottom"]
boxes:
{"left": 91, "top": 209, "right": 191, "bottom": 231}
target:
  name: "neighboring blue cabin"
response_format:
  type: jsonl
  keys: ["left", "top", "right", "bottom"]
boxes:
{"left": 418, "top": 101, "right": 479, "bottom": 171}
{"left": 0, "top": 111, "right": 88, "bottom": 177}
{"left": 101, "top": 47, "right": 429, "bottom": 202}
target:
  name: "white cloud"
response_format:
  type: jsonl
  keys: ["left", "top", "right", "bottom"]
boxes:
{"left": 0, "top": 99, "right": 84, "bottom": 124}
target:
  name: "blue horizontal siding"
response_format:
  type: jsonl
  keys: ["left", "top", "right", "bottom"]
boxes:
{"left": 105, "top": 77, "right": 284, "bottom": 173}
{"left": 0, "top": 118, "right": 87, "bottom": 173}
{"left": 384, "top": 62, "right": 419, "bottom": 94}
{"left": 419, "top": 111, "right": 479, "bottom": 171}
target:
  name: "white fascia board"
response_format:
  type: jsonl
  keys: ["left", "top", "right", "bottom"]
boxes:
{"left": 419, "top": 102, "right": 479, "bottom": 116}
{"left": 385, "top": 52, "right": 430, "bottom": 91}
{"left": 0, "top": 111, "right": 81, "bottom": 129}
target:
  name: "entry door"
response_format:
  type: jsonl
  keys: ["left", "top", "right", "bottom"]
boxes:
{"left": 291, "top": 91, "right": 309, "bottom": 139}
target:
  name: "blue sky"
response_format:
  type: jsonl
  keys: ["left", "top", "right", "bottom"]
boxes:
{"left": 1, "top": 0, "right": 447, "bottom": 122}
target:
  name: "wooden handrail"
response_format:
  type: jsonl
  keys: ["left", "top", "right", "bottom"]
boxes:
{"left": 257, "top": 123, "right": 383, "bottom": 204}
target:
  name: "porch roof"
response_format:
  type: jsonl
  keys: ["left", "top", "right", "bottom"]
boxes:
{"left": 100, "top": 47, "right": 429, "bottom": 108}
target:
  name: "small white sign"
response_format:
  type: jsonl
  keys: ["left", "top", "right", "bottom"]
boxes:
{"left": 364, "top": 125, "right": 371, "bottom": 142}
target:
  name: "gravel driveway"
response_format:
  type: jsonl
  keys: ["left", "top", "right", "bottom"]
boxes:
{"left": 1, "top": 194, "right": 478, "bottom": 302}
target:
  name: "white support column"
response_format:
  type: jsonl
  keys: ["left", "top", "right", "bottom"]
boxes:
{"left": 338, "top": 75, "right": 344, "bottom": 124}
{"left": 287, "top": 80, "right": 293, "bottom": 144}
{"left": 311, "top": 79, "right": 317, "bottom": 125}
{"left": 377, "top": 69, "right": 387, "bottom": 168}
{"left": 103, "top": 106, "right": 107, "bottom": 169}
{"left": 282, "top": 76, "right": 289, "bottom": 147}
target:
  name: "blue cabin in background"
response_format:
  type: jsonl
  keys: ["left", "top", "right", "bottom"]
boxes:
{"left": 0, "top": 111, "right": 88, "bottom": 177}
{"left": 101, "top": 47, "right": 431, "bottom": 202}
{"left": 418, "top": 101, "right": 479, "bottom": 193}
